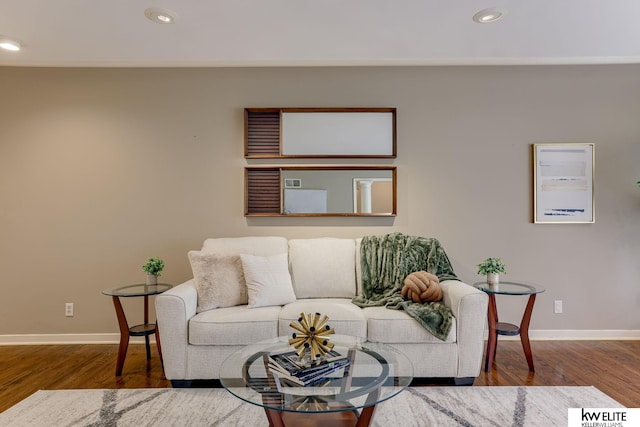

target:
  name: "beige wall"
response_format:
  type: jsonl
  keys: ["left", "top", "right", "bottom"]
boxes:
{"left": 1, "top": 66, "right": 639, "bottom": 338}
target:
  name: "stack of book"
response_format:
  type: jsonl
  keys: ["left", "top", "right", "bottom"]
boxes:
{"left": 267, "top": 350, "right": 350, "bottom": 386}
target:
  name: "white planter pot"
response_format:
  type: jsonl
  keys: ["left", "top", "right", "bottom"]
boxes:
{"left": 146, "top": 274, "right": 158, "bottom": 285}
{"left": 486, "top": 273, "right": 500, "bottom": 285}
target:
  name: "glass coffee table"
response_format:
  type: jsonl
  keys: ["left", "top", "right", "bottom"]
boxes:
{"left": 220, "top": 335, "right": 413, "bottom": 427}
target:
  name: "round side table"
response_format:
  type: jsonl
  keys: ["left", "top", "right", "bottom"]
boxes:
{"left": 102, "top": 283, "right": 172, "bottom": 376}
{"left": 473, "top": 281, "right": 545, "bottom": 372}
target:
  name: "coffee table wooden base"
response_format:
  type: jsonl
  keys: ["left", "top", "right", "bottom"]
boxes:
{"left": 266, "top": 404, "right": 376, "bottom": 427}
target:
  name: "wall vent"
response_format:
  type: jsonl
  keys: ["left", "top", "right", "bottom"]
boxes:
{"left": 284, "top": 178, "right": 302, "bottom": 188}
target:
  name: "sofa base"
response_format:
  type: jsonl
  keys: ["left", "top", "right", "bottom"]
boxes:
{"left": 170, "top": 377, "right": 475, "bottom": 388}
{"left": 453, "top": 377, "right": 475, "bottom": 386}
{"left": 410, "top": 377, "right": 476, "bottom": 386}
{"left": 171, "top": 379, "right": 222, "bottom": 388}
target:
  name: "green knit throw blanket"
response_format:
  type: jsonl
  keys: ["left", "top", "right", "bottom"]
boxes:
{"left": 352, "top": 233, "right": 457, "bottom": 341}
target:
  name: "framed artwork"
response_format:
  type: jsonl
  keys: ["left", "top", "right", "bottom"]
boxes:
{"left": 533, "top": 143, "right": 594, "bottom": 223}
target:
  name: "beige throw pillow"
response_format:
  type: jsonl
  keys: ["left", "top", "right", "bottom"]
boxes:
{"left": 240, "top": 253, "right": 296, "bottom": 308}
{"left": 188, "top": 251, "right": 248, "bottom": 313}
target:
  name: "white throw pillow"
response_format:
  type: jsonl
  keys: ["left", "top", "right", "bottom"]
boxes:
{"left": 240, "top": 253, "right": 296, "bottom": 308}
{"left": 188, "top": 251, "right": 247, "bottom": 312}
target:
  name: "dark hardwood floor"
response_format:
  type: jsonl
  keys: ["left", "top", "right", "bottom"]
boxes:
{"left": 1, "top": 340, "right": 638, "bottom": 413}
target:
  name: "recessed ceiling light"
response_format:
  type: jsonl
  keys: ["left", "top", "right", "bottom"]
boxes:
{"left": 0, "top": 36, "right": 21, "bottom": 52}
{"left": 144, "top": 7, "right": 177, "bottom": 24}
{"left": 473, "top": 7, "right": 507, "bottom": 24}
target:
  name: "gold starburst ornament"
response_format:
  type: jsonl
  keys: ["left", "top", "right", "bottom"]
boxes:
{"left": 288, "top": 312, "right": 335, "bottom": 362}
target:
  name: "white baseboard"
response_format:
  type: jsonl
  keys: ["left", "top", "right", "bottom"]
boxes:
{"left": 490, "top": 329, "right": 640, "bottom": 341}
{"left": 0, "top": 334, "right": 156, "bottom": 345}
{"left": 0, "top": 330, "right": 638, "bottom": 345}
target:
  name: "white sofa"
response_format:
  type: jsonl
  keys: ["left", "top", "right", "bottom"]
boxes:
{"left": 155, "top": 236, "right": 488, "bottom": 386}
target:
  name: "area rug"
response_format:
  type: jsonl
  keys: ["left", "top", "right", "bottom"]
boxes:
{"left": 0, "top": 386, "right": 622, "bottom": 426}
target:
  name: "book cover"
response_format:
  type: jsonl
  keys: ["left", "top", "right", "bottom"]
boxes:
{"left": 269, "top": 360, "right": 348, "bottom": 386}
{"left": 268, "top": 350, "right": 347, "bottom": 376}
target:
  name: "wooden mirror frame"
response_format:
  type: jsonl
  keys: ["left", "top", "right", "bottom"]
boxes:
{"left": 245, "top": 108, "right": 397, "bottom": 159}
{"left": 245, "top": 166, "right": 397, "bottom": 217}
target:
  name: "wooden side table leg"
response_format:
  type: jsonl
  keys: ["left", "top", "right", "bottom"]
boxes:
{"left": 144, "top": 336, "right": 151, "bottom": 360}
{"left": 112, "top": 296, "right": 130, "bottom": 376}
{"left": 520, "top": 294, "right": 537, "bottom": 372}
{"left": 484, "top": 294, "right": 498, "bottom": 372}
{"left": 143, "top": 295, "right": 151, "bottom": 360}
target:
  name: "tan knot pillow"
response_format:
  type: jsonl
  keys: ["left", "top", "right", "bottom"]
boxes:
{"left": 402, "top": 271, "right": 442, "bottom": 303}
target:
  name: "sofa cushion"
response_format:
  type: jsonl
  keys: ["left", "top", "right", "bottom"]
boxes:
{"left": 288, "top": 238, "right": 357, "bottom": 298}
{"left": 189, "top": 305, "right": 281, "bottom": 345}
{"left": 201, "top": 236, "right": 288, "bottom": 257}
{"left": 279, "top": 299, "right": 367, "bottom": 338}
{"left": 188, "top": 251, "right": 247, "bottom": 312}
{"left": 240, "top": 253, "right": 297, "bottom": 308}
{"left": 362, "top": 306, "right": 457, "bottom": 344}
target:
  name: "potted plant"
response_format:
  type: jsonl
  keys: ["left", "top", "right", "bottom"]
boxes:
{"left": 142, "top": 257, "right": 164, "bottom": 285}
{"left": 477, "top": 258, "right": 506, "bottom": 286}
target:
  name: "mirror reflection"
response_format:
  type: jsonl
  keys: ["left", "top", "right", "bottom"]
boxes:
{"left": 281, "top": 168, "right": 395, "bottom": 215}
{"left": 353, "top": 178, "right": 394, "bottom": 214}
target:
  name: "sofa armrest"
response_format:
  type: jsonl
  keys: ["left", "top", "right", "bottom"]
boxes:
{"left": 155, "top": 279, "right": 198, "bottom": 380}
{"left": 440, "top": 279, "right": 489, "bottom": 378}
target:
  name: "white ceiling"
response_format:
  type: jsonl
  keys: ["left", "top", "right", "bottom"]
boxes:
{"left": 2, "top": 0, "right": 640, "bottom": 67}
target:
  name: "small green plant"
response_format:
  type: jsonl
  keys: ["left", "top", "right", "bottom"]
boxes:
{"left": 477, "top": 258, "right": 506, "bottom": 275}
{"left": 142, "top": 257, "right": 164, "bottom": 277}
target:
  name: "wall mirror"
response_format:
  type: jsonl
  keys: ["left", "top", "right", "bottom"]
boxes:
{"left": 245, "top": 108, "right": 396, "bottom": 158}
{"left": 245, "top": 166, "right": 397, "bottom": 217}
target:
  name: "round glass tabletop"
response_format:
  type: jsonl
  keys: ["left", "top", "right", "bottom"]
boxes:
{"left": 219, "top": 335, "right": 413, "bottom": 414}
{"left": 473, "top": 281, "right": 545, "bottom": 295}
{"left": 101, "top": 283, "right": 172, "bottom": 297}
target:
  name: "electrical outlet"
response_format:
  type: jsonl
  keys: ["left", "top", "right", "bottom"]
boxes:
{"left": 65, "top": 302, "right": 74, "bottom": 317}
{"left": 554, "top": 300, "right": 563, "bottom": 314}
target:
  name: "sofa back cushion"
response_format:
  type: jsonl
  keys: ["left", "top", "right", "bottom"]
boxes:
{"left": 201, "top": 236, "right": 288, "bottom": 257}
{"left": 288, "top": 238, "right": 357, "bottom": 298}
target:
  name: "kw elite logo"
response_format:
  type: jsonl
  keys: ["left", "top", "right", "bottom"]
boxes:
{"left": 568, "top": 408, "right": 639, "bottom": 427}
